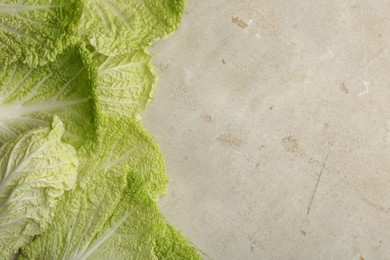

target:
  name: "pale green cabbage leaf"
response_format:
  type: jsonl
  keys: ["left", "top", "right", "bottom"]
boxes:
{"left": 79, "top": 0, "right": 186, "bottom": 56}
{"left": 95, "top": 49, "right": 157, "bottom": 118}
{"left": 0, "top": 46, "right": 96, "bottom": 147}
{"left": 0, "top": 117, "right": 78, "bottom": 259}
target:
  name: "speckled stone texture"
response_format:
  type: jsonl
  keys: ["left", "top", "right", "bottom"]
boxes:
{"left": 144, "top": 1, "right": 390, "bottom": 259}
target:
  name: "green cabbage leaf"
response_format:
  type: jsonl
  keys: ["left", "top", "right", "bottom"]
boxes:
{"left": 0, "top": 0, "right": 83, "bottom": 67}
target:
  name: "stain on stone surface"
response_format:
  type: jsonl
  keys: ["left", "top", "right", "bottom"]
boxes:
{"left": 323, "top": 122, "right": 330, "bottom": 129}
{"left": 282, "top": 136, "right": 299, "bottom": 153}
{"left": 221, "top": 59, "right": 226, "bottom": 64}
{"left": 280, "top": 136, "right": 323, "bottom": 167}
{"left": 339, "top": 83, "right": 348, "bottom": 94}
{"left": 372, "top": 240, "right": 384, "bottom": 251}
{"left": 352, "top": 244, "right": 360, "bottom": 255}
{"left": 174, "top": 85, "right": 189, "bottom": 97}
{"left": 155, "top": 63, "right": 169, "bottom": 72}
{"left": 201, "top": 114, "right": 213, "bottom": 123}
{"left": 351, "top": 4, "right": 360, "bottom": 10}
{"left": 232, "top": 16, "right": 248, "bottom": 29}
{"left": 218, "top": 133, "right": 244, "bottom": 146}
{"left": 247, "top": 234, "right": 265, "bottom": 253}
{"left": 360, "top": 197, "right": 389, "bottom": 214}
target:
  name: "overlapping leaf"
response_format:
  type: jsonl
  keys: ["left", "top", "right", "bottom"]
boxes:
{"left": 95, "top": 50, "right": 157, "bottom": 118}
{"left": 0, "top": 117, "right": 78, "bottom": 259}
{"left": 0, "top": 0, "right": 83, "bottom": 67}
{"left": 79, "top": 0, "right": 186, "bottom": 55}
{"left": 20, "top": 117, "right": 169, "bottom": 259}
{"left": 0, "top": 0, "right": 200, "bottom": 259}
{"left": 0, "top": 45, "right": 96, "bottom": 147}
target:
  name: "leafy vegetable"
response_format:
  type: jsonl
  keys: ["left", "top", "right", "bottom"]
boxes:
{"left": 20, "top": 117, "right": 171, "bottom": 259}
{"left": 95, "top": 50, "right": 157, "bottom": 118}
{"left": 79, "top": 0, "right": 186, "bottom": 55}
{"left": 0, "top": 0, "right": 200, "bottom": 259}
{"left": 94, "top": 115, "right": 168, "bottom": 198}
{"left": 0, "top": 46, "right": 96, "bottom": 147}
{"left": 0, "top": 117, "right": 78, "bottom": 259}
{"left": 155, "top": 223, "right": 201, "bottom": 259}
{"left": 0, "top": 0, "right": 83, "bottom": 67}
{"left": 20, "top": 171, "right": 193, "bottom": 260}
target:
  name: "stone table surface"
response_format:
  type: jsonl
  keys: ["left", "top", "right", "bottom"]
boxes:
{"left": 144, "top": 1, "right": 390, "bottom": 259}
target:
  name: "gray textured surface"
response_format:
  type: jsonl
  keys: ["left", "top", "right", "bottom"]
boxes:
{"left": 144, "top": 1, "right": 390, "bottom": 259}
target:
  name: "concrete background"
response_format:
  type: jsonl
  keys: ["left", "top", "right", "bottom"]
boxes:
{"left": 144, "top": 1, "right": 390, "bottom": 259}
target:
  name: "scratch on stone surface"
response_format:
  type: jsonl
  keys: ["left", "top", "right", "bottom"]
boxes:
{"left": 358, "top": 80, "right": 370, "bottom": 96}
{"left": 359, "top": 0, "right": 367, "bottom": 64}
{"left": 341, "top": 48, "right": 387, "bottom": 84}
{"left": 189, "top": 240, "right": 213, "bottom": 260}
{"left": 360, "top": 48, "right": 387, "bottom": 71}
{"left": 361, "top": 197, "right": 390, "bottom": 214}
{"left": 307, "top": 142, "right": 334, "bottom": 215}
